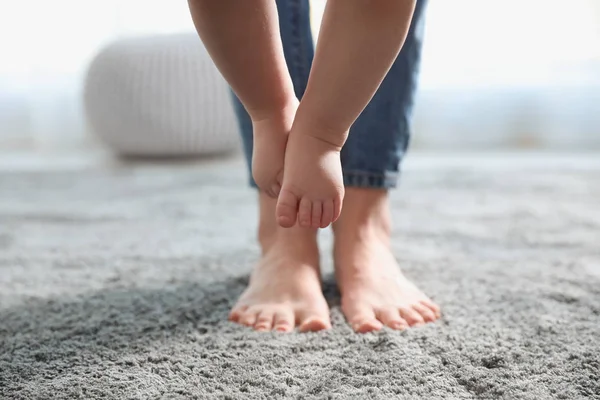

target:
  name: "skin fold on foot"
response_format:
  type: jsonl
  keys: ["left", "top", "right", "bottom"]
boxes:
{"left": 229, "top": 194, "right": 331, "bottom": 332}
{"left": 333, "top": 188, "right": 441, "bottom": 333}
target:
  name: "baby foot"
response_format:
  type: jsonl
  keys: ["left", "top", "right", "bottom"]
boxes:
{"left": 250, "top": 101, "right": 298, "bottom": 198}
{"left": 276, "top": 128, "right": 345, "bottom": 229}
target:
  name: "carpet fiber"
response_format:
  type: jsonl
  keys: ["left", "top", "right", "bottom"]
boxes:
{"left": 1, "top": 155, "right": 599, "bottom": 399}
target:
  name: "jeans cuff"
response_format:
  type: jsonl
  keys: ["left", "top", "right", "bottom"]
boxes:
{"left": 248, "top": 171, "right": 400, "bottom": 189}
{"left": 343, "top": 170, "right": 399, "bottom": 189}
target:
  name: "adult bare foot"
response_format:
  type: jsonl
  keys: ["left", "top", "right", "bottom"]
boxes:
{"left": 229, "top": 193, "right": 331, "bottom": 332}
{"left": 333, "top": 188, "right": 441, "bottom": 333}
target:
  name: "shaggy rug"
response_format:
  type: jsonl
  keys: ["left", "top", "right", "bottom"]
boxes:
{"left": 0, "top": 154, "right": 599, "bottom": 399}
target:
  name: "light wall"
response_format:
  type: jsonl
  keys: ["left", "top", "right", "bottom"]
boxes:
{"left": 311, "top": 0, "right": 600, "bottom": 150}
{"left": 0, "top": 0, "right": 599, "bottom": 151}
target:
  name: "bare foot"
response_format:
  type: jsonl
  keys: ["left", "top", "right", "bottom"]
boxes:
{"left": 276, "top": 122, "right": 345, "bottom": 229}
{"left": 229, "top": 193, "right": 331, "bottom": 332}
{"left": 250, "top": 100, "right": 298, "bottom": 198}
{"left": 333, "top": 188, "right": 441, "bottom": 333}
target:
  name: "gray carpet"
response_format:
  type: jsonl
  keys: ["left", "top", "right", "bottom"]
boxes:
{"left": 1, "top": 155, "right": 599, "bottom": 399}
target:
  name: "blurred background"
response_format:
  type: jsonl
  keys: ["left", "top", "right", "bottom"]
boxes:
{"left": 0, "top": 0, "right": 599, "bottom": 156}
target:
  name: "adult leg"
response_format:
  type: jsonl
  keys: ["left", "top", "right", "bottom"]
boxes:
{"left": 228, "top": 0, "right": 330, "bottom": 332}
{"left": 332, "top": 0, "right": 442, "bottom": 332}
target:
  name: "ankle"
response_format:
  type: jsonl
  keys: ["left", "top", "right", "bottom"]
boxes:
{"left": 333, "top": 188, "right": 392, "bottom": 242}
{"left": 257, "top": 194, "right": 318, "bottom": 252}
{"left": 258, "top": 225, "right": 318, "bottom": 255}
{"left": 291, "top": 105, "right": 348, "bottom": 150}
{"left": 249, "top": 97, "right": 298, "bottom": 127}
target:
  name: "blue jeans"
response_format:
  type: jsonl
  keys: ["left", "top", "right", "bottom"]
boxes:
{"left": 232, "top": 0, "right": 427, "bottom": 189}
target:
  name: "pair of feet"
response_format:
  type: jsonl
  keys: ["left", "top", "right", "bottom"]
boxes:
{"left": 252, "top": 100, "right": 346, "bottom": 229}
{"left": 229, "top": 189, "right": 441, "bottom": 333}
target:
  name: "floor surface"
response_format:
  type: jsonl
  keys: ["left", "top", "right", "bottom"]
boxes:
{"left": 1, "top": 152, "right": 599, "bottom": 399}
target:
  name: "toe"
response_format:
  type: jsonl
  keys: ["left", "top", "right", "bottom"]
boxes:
{"left": 254, "top": 310, "right": 275, "bottom": 331}
{"left": 297, "top": 307, "right": 331, "bottom": 332}
{"left": 229, "top": 304, "right": 248, "bottom": 323}
{"left": 273, "top": 309, "right": 295, "bottom": 333}
{"left": 420, "top": 300, "right": 442, "bottom": 319}
{"left": 377, "top": 308, "right": 408, "bottom": 330}
{"left": 344, "top": 304, "right": 383, "bottom": 333}
{"left": 269, "top": 182, "right": 282, "bottom": 198}
{"left": 332, "top": 195, "right": 343, "bottom": 223}
{"left": 321, "top": 200, "right": 334, "bottom": 228}
{"left": 270, "top": 171, "right": 283, "bottom": 197}
{"left": 276, "top": 190, "right": 299, "bottom": 228}
{"left": 399, "top": 306, "right": 425, "bottom": 327}
{"left": 239, "top": 308, "right": 260, "bottom": 327}
{"left": 352, "top": 318, "right": 383, "bottom": 333}
{"left": 311, "top": 201, "right": 323, "bottom": 228}
{"left": 298, "top": 197, "right": 313, "bottom": 228}
{"left": 412, "top": 303, "right": 437, "bottom": 323}
{"left": 299, "top": 318, "right": 331, "bottom": 332}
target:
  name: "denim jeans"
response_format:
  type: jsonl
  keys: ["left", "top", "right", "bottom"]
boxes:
{"left": 231, "top": 0, "right": 428, "bottom": 189}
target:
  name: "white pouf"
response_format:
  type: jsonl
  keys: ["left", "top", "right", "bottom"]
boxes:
{"left": 84, "top": 34, "right": 240, "bottom": 157}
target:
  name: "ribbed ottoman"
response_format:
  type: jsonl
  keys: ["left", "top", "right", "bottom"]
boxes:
{"left": 84, "top": 34, "right": 239, "bottom": 157}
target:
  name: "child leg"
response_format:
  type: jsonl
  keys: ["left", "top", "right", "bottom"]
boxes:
{"left": 276, "top": 0, "right": 417, "bottom": 228}
{"left": 188, "top": 0, "right": 297, "bottom": 196}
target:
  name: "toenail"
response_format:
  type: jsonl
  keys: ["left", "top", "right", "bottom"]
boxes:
{"left": 352, "top": 322, "right": 368, "bottom": 331}
{"left": 391, "top": 322, "right": 406, "bottom": 330}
